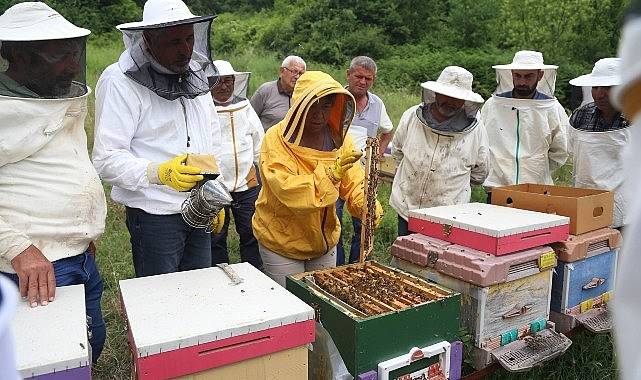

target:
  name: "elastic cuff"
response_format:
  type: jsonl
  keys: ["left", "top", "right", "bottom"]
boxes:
{"left": 5, "top": 240, "right": 32, "bottom": 264}
{"left": 324, "top": 165, "right": 340, "bottom": 184}
{"left": 147, "top": 163, "right": 162, "bottom": 185}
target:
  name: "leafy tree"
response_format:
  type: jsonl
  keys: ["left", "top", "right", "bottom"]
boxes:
{"left": 0, "top": 0, "right": 141, "bottom": 33}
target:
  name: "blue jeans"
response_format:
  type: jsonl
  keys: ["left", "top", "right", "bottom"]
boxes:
{"left": 126, "top": 208, "right": 212, "bottom": 277}
{"left": 1, "top": 250, "right": 105, "bottom": 364}
{"left": 211, "top": 186, "right": 262, "bottom": 269}
{"left": 336, "top": 199, "right": 362, "bottom": 265}
{"left": 398, "top": 215, "right": 410, "bottom": 237}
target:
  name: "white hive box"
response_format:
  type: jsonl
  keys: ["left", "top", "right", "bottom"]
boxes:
{"left": 12, "top": 284, "right": 90, "bottom": 379}
{"left": 119, "top": 263, "right": 315, "bottom": 379}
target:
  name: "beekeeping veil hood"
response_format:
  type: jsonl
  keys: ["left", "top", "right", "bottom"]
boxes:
{"left": 116, "top": 0, "right": 217, "bottom": 101}
{"left": 281, "top": 71, "right": 355, "bottom": 151}
{"left": 209, "top": 59, "right": 250, "bottom": 106}
{"left": 419, "top": 66, "right": 484, "bottom": 134}
{"left": 493, "top": 50, "right": 558, "bottom": 98}
{"left": 0, "top": 2, "right": 90, "bottom": 99}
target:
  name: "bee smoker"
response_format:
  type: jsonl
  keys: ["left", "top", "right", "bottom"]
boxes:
{"left": 181, "top": 177, "right": 233, "bottom": 232}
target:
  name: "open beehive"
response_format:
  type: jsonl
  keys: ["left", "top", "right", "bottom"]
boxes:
{"left": 310, "top": 262, "right": 450, "bottom": 317}
{"left": 287, "top": 261, "right": 460, "bottom": 377}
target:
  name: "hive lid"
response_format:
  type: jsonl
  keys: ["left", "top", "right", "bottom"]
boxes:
{"left": 12, "top": 284, "right": 89, "bottom": 378}
{"left": 119, "top": 263, "right": 315, "bottom": 357}
{"left": 409, "top": 203, "right": 569, "bottom": 237}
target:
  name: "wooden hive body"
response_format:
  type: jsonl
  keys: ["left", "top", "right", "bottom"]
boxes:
{"left": 119, "top": 263, "right": 314, "bottom": 379}
{"left": 393, "top": 258, "right": 552, "bottom": 350}
{"left": 391, "top": 235, "right": 572, "bottom": 372}
{"left": 286, "top": 261, "right": 460, "bottom": 377}
{"left": 551, "top": 249, "right": 617, "bottom": 315}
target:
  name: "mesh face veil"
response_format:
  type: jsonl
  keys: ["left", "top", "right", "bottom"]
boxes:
{"left": 208, "top": 60, "right": 250, "bottom": 106}
{"left": 118, "top": 17, "right": 217, "bottom": 101}
{"left": 0, "top": 2, "right": 90, "bottom": 99}
{"left": 0, "top": 37, "right": 88, "bottom": 99}
{"left": 494, "top": 68, "right": 557, "bottom": 98}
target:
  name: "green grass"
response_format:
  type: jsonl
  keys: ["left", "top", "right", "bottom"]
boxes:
{"left": 85, "top": 37, "right": 615, "bottom": 380}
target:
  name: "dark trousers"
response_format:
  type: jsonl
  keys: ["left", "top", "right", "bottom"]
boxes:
{"left": 126, "top": 207, "right": 212, "bottom": 277}
{"left": 2, "top": 250, "right": 106, "bottom": 364}
{"left": 336, "top": 199, "right": 362, "bottom": 265}
{"left": 398, "top": 215, "right": 410, "bottom": 237}
{"left": 211, "top": 186, "right": 262, "bottom": 269}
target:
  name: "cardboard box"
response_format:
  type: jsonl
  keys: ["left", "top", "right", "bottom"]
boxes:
{"left": 491, "top": 184, "right": 614, "bottom": 235}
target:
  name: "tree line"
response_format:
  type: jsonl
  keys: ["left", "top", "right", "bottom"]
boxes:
{"left": 0, "top": 0, "right": 630, "bottom": 106}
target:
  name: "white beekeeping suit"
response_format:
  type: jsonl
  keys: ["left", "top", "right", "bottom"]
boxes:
{"left": 0, "top": 2, "right": 106, "bottom": 273}
{"left": 390, "top": 66, "right": 489, "bottom": 222}
{"left": 613, "top": 2, "right": 641, "bottom": 380}
{"left": 481, "top": 50, "right": 569, "bottom": 189}
{"left": 209, "top": 60, "right": 264, "bottom": 192}
{"left": 92, "top": 0, "right": 221, "bottom": 215}
{"left": 568, "top": 58, "right": 630, "bottom": 228}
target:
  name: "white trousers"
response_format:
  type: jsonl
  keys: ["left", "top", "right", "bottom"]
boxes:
{"left": 258, "top": 244, "right": 337, "bottom": 287}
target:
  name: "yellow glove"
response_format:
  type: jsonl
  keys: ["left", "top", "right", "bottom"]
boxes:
{"left": 157, "top": 154, "right": 203, "bottom": 192}
{"left": 327, "top": 150, "right": 363, "bottom": 182}
{"left": 374, "top": 201, "right": 384, "bottom": 228}
{"left": 211, "top": 208, "right": 226, "bottom": 234}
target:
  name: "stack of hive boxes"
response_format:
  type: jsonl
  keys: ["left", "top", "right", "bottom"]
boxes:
{"left": 492, "top": 184, "right": 620, "bottom": 334}
{"left": 391, "top": 202, "right": 572, "bottom": 372}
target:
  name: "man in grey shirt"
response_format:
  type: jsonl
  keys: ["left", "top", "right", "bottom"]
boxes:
{"left": 250, "top": 55, "right": 306, "bottom": 131}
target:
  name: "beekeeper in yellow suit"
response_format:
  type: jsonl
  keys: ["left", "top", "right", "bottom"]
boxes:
{"left": 252, "top": 71, "right": 383, "bottom": 286}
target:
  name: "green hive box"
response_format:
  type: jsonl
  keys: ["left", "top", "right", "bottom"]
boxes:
{"left": 286, "top": 261, "right": 460, "bottom": 376}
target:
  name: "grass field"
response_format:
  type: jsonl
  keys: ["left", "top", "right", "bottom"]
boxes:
{"left": 85, "top": 37, "right": 617, "bottom": 379}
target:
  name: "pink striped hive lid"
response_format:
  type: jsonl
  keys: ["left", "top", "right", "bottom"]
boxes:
{"left": 409, "top": 203, "right": 569, "bottom": 237}
{"left": 119, "top": 263, "right": 315, "bottom": 358}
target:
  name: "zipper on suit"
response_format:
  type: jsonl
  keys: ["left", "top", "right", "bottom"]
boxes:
{"left": 230, "top": 112, "right": 240, "bottom": 191}
{"left": 321, "top": 207, "right": 329, "bottom": 254}
{"left": 514, "top": 109, "right": 521, "bottom": 184}
{"left": 180, "top": 98, "right": 191, "bottom": 148}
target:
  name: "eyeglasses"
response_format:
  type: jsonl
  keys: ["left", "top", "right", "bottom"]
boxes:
{"left": 216, "top": 77, "right": 235, "bottom": 88}
{"left": 282, "top": 66, "right": 305, "bottom": 77}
